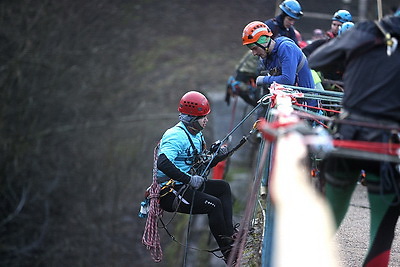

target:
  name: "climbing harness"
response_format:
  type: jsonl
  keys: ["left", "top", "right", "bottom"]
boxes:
{"left": 159, "top": 180, "right": 190, "bottom": 205}
{"left": 175, "top": 125, "right": 211, "bottom": 177}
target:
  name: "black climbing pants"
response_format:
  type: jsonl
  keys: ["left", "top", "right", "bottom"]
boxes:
{"left": 159, "top": 179, "right": 234, "bottom": 251}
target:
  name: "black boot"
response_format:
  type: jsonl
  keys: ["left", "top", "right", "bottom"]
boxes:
{"left": 220, "top": 239, "right": 238, "bottom": 265}
{"left": 221, "top": 245, "right": 233, "bottom": 264}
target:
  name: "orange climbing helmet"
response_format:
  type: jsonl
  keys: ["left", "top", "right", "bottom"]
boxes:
{"left": 178, "top": 91, "right": 211, "bottom": 117}
{"left": 242, "top": 21, "right": 273, "bottom": 45}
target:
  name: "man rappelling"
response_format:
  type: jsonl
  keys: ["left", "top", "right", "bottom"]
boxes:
{"left": 143, "top": 91, "right": 238, "bottom": 264}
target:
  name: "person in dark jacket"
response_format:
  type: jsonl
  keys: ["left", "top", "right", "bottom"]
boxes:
{"left": 308, "top": 14, "right": 400, "bottom": 267}
{"left": 303, "top": 9, "right": 353, "bottom": 58}
{"left": 265, "top": 0, "right": 303, "bottom": 46}
{"left": 303, "top": 9, "right": 353, "bottom": 91}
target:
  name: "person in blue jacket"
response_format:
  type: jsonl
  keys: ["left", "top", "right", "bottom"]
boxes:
{"left": 265, "top": 0, "right": 303, "bottom": 46}
{"left": 156, "top": 91, "right": 235, "bottom": 263}
{"left": 242, "top": 21, "right": 317, "bottom": 107}
{"left": 225, "top": 1, "right": 304, "bottom": 107}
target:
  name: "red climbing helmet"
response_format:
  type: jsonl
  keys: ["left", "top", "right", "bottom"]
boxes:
{"left": 178, "top": 91, "right": 211, "bottom": 116}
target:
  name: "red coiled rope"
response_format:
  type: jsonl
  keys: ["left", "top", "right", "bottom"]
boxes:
{"left": 142, "top": 143, "right": 163, "bottom": 262}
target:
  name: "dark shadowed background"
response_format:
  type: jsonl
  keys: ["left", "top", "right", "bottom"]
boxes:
{"left": 1, "top": 0, "right": 398, "bottom": 266}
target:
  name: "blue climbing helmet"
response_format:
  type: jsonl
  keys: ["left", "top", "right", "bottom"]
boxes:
{"left": 395, "top": 7, "right": 400, "bottom": 17}
{"left": 338, "top": 22, "right": 354, "bottom": 35}
{"left": 332, "top": 10, "right": 353, "bottom": 23}
{"left": 279, "top": 0, "right": 303, "bottom": 20}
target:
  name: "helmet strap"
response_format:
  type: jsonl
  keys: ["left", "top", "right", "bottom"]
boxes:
{"left": 255, "top": 37, "right": 272, "bottom": 53}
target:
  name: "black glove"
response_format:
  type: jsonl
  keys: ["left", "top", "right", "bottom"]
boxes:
{"left": 218, "top": 145, "right": 228, "bottom": 156}
{"left": 210, "top": 140, "right": 229, "bottom": 156}
{"left": 210, "top": 140, "right": 222, "bottom": 154}
{"left": 209, "top": 141, "right": 229, "bottom": 167}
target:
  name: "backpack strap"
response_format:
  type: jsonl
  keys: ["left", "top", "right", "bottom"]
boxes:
{"left": 296, "top": 53, "right": 307, "bottom": 74}
{"left": 176, "top": 125, "right": 205, "bottom": 155}
{"left": 374, "top": 20, "right": 398, "bottom": 56}
{"left": 177, "top": 126, "right": 198, "bottom": 154}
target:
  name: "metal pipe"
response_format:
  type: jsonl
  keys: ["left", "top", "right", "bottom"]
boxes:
{"left": 377, "top": 0, "right": 383, "bottom": 20}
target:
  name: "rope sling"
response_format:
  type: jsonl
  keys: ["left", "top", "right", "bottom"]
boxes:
{"left": 141, "top": 142, "right": 163, "bottom": 262}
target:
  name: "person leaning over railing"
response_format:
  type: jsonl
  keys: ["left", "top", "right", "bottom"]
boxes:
{"left": 242, "top": 21, "right": 318, "bottom": 108}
